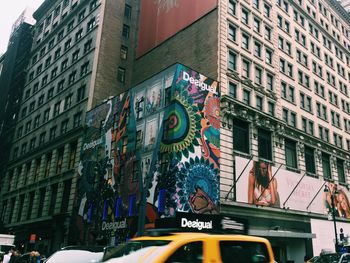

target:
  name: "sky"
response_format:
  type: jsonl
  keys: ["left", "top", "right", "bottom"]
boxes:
{"left": 0, "top": 0, "right": 44, "bottom": 55}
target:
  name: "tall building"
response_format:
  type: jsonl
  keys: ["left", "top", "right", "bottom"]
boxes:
{"left": 132, "top": 0, "right": 350, "bottom": 261}
{"left": 0, "top": 0, "right": 138, "bottom": 253}
{"left": 2, "top": 0, "right": 350, "bottom": 261}
{"left": 0, "top": 9, "right": 34, "bottom": 191}
{"left": 339, "top": 0, "right": 350, "bottom": 12}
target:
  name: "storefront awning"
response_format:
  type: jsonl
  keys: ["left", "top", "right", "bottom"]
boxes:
{"left": 249, "top": 229, "right": 316, "bottom": 239}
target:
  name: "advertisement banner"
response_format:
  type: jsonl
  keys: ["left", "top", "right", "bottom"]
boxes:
{"left": 233, "top": 156, "right": 350, "bottom": 215}
{"left": 137, "top": 0, "right": 217, "bottom": 56}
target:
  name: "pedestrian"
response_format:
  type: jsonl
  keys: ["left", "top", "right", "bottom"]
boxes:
{"left": 3, "top": 248, "right": 14, "bottom": 263}
{"left": 9, "top": 249, "right": 20, "bottom": 263}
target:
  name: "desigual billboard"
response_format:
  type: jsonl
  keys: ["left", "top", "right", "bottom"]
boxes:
{"left": 235, "top": 156, "right": 350, "bottom": 218}
{"left": 137, "top": 0, "right": 218, "bottom": 57}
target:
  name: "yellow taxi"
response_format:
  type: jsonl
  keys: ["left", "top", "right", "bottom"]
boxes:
{"left": 103, "top": 231, "right": 275, "bottom": 263}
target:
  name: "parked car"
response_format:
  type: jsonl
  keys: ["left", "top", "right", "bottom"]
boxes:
{"left": 307, "top": 252, "right": 350, "bottom": 263}
{"left": 102, "top": 231, "right": 275, "bottom": 263}
{"left": 43, "top": 246, "right": 105, "bottom": 263}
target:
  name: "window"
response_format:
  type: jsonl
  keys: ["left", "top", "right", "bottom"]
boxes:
{"left": 233, "top": 119, "right": 249, "bottom": 154}
{"left": 37, "top": 188, "right": 46, "bottom": 217}
{"left": 285, "top": 139, "right": 297, "bottom": 168}
{"left": 72, "top": 50, "right": 80, "bottom": 62}
{"left": 258, "top": 128, "right": 272, "bottom": 160}
{"left": 73, "top": 111, "right": 82, "bottom": 128}
{"left": 242, "top": 33, "right": 249, "bottom": 49}
{"left": 39, "top": 132, "right": 46, "bottom": 145}
{"left": 61, "top": 119, "right": 69, "bottom": 134}
{"left": 120, "top": 45, "right": 128, "bottom": 60}
{"left": 84, "top": 39, "right": 92, "bottom": 53}
{"left": 254, "top": 42, "right": 261, "bottom": 58}
{"left": 242, "top": 9, "right": 249, "bottom": 24}
{"left": 264, "top": 4, "right": 270, "bottom": 17}
{"left": 43, "top": 109, "right": 50, "bottom": 122}
{"left": 242, "top": 59, "right": 250, "bottom": 78}
{"left": 122, "top": 24, "right": 130, "bottom": 38}
{"left": 166, "top": 242, "right": 203, "bottom": 263}
{"left": 337, "top": 159, "right": 345, "bottom": 183}
{"left": 117, "top": 67, "right": 126, "bottom": 83}
{"left": 228, "top": 24, "right": 236, "bottom": 42}
{"left": 27, "top": 192, "right": 35, "bottom": 220}
{"left": 255, "top": 67, "right": 262, "bottom": 84}
{"left": 243, "top": 90, "right": 250, "bottom": 105}
{"left": 56, "top": 147, "right": 64, "bottom": 174}
{"left": 64, "top": 39, "right": 71, "bottom": 51}
{"left": 77, "top": 85, "right": 85, "bottom": 102}
{"left": 81, "top": 62, "right": 89, "bottom": 76}
{"left": 61, "top": 179, "right": 72, "bottom": 213}
{"left": 265, "top": 49, "right": 272, "bottom": 64}
{"left": 87, "top": 18, "right": 96, "bottom": 32}
{"left": 68, "top": 142, "right": 77, "bottom": 169}
{"left": 49, "top": 184, "right": 58, "bottom": 215}
{"left": 75, "top": 29, "right": 83, "bottom": 41}
{"left": 228, "top": 0, "right": 236, "bottom": 15}
{"left": 50, "top": 125, "right": 57, "bottom": 140}
{"left": 322, "top": 153, "right": 331, "bottom": 179}
{"left": 78, "top": 9, "right": 85, "bottom": 21}
{"left": 268, "top": 102, "right": 275, "bottom": 116}
{"left": 256, "top": 96, "right": 263, "bottom": 111}
{"left": 68, "top": 71, "right": 77, "bottom": 84}
{"left": 253, "top": 18, "right": 260, "bottom": 33}
{"left": 228, "top": 51, "right": 236, "bottom": 71}
{"left": 223, "top": 69, "right": 237, "bottom": 90}
{"left": 124, "top": 4, "right": 132, "bottom": 19}
{"left": 54, "top": 101, "right": 61, "bottom": 116}
{"left": 64, "top": 94, "right": 72, "bottom": 110}
{"left": 44, "top": 153, "right": 52, "bottom": 177}
{"left": 266, "top": 73, "right": 273, "bottom": 90}
{"left": 305, "top": 146, "right": 315, "bottom": 174}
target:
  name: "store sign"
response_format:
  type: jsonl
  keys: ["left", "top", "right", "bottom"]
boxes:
{"left": 101, "top": 218, "right": 127, "bottom": 232}
{"left": 155, "top": 212, "right": 247, "bottom": 234}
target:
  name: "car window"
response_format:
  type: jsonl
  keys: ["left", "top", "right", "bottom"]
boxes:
{"left": 103, "top": 240, "right": 170, "bottom": 261}
{"left": 219, "top": 241, "right": 269, "bottom": 263}
{"left": 341, "top": 254, "right": 350, "bottom": 263}
{"left": 165, "top": 241, "right": 203, "bottom": 263}
{"left": 45, "top": 250, "right": 103, "bottom": 263}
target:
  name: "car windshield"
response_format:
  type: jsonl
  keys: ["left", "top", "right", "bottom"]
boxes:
{"left": 45, "top": 249, "right": 103, "bottom": 263}
{"left": 313, "top": 253, "right": 341, "bottom": 263}
{"left": 102, "top": 240, "right": 171, "bottom": 262}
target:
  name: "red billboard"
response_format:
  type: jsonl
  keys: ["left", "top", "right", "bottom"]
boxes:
{"left": 137, "top": 0, "right": 217, "bottom": 57}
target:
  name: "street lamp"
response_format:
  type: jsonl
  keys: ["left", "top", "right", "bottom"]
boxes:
{"left": 324, "top": 184, "right": 339, "bottom": 252}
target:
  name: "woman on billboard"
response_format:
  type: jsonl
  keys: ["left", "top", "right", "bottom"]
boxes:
{"left": 248, "top": 161, "right": 280, "bottom": 207}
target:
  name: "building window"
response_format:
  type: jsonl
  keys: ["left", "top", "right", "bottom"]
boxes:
{"left": 87, "top": 18, "right": 96, "bottom": 32}
{"left": 242, "top": 9, "right": 249, "bottom": 24}
{"left": 56, "top": 147, "right": 64, "bottom": 174}
{"left": 228, "top": 51, "right": 236, "bottom": 71}
{"left": 322, "top": 152, "right": 331, "bottom": 179}
{"left": 68, "top": 142, "right": 77, "bottom": 169}
{"left": 228, "top": 0, "right": 236, "bottom": 15}
{"left": 117, "top": 67, "right": 126, "bottom": 83}
{"left": 243, "top": 90, "right": 250, "bottom": 105}
{"left": 61, "top": 119, "right": 69, "bottom": 134}
{"left": 124, "top": 4, "right": 132, "bottom": 19}
{"left": 120, "top": 45, "right": 128, "bottom": 60}
{"left": 256, "top": 96, "right": 263, "bottom": 111}
{"left": 49, "top": 184, "right": 58, "bottom": 215}
{"left": 304, "top": 146, "right": 315, "bottom": 174}
{"left": 268, "top": 102, "right": 275, "bottom": 116}
{"left": 81, "top": 62, "right": 89, "bottom": 76}
{"left": 337, "top": 158, "right": 345, "bottom": 183}
{"left": 285, "top": 139, "right": 297, "bottom": 169}
{"left": 37, "top": 188, "right": 46, "bottom": 217}
{"left": 73, "top": 112, "right": 82, "bottom": 128}
{"left": 242, "top": 59, "right": 250, "bottom": 78}
{"left": 61, "top": 179, "right": 72, "bottom": 213}
{"left": 258, "top": 128, "right": 272, "bottom": 160}
{"left": 229, "top": 82, "right": 237, "bottom": 98}
{"left": 27, "top": 192, "right": 35, "bottom": 220}
{"left": 84, "top": 39, "right": 92, "bottom": 53}
{"left": 228, "top": 24, "right": 236, "bottom": 42}
{"left": 77, "top": 85, "right": 85, "bottom": 102}
{"left": 50, "top": 125, "right": 57, "bottom": 140}
{"left": 122, "top": 24, "right": 130, "bottom": 38}
{"left": 233, "top": 119, "right": 250, "bottom": 154}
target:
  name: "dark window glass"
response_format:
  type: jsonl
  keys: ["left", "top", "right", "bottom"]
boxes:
{"left": 285, "top": 139, "right": 297, "bottom": 168}
{"left": 165, "top": 242, "right": 203, "bottom": 263}
{"left": 233, "top": 119, "right": 250, "bottom": 154}
{"left": 258, "top": 129, "right": 272, "bottom": 160}
{"left": 220, "top": 241, "right": 269, "bottom": 263}
{"left": 305, "top": 146, "right": 316, "bottom": 174}
{"left": 322, "top": 153, "right": 331, "bottom": 179}
{"left": 337, "top": 159, "right": 345, "bottom": 183}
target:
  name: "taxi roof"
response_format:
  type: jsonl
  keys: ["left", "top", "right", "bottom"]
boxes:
{"left": 133, "top": 232, "right": 270, "bottom": 243}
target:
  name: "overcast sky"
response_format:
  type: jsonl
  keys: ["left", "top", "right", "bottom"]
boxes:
{"left": 0, "top": 0, "right": 44, "bottom": 55}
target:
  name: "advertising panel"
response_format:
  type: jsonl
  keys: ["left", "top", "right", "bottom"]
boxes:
{"left": 74, "top": 64, "right": 220, "bottom": 244}
{"left": 137, "top": 0, "right": 217, "bottom": 57}
{"left": 235, "top": 156, "right": 350, "bottom": 215}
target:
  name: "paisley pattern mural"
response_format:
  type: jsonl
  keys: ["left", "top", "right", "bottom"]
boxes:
{"left": 75, "top": 64, "right": 220, "bottom": 244}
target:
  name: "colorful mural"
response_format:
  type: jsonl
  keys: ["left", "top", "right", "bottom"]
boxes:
{"left": 73, "top": 64, "right": 220, "bottom": 244}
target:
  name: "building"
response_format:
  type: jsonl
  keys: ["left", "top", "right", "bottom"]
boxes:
{"left": 0, "top": 9, "right": 34, "bottom": 193}
{"left": 0, "top": 0, "right": 138, "bottom": 253}
{"left": 2, "top": 0, "right": 350, "bottom": 261}
{"left": 340, "top": 0, "right": 350, "bottom": 12}
{"left": 132, "top": 0, "right": 350, "bottom": 261}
